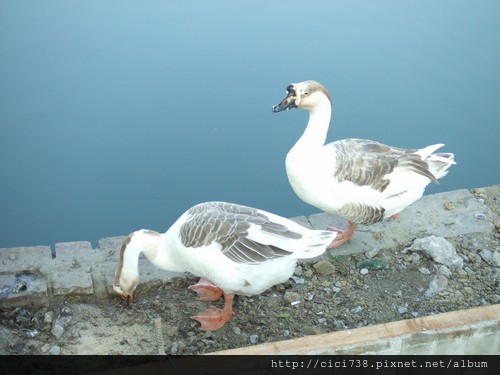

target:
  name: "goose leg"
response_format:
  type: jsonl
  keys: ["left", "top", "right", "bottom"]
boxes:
{"left": 191, "top": 293, "right": 235, "bottom": 331}
{"left": 326, "top": 222, "right": 357, "bottom": 249}
{"left": 188, "top": 277, "right": 223, "bottom": 302}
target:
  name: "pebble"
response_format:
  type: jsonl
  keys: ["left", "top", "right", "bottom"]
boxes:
{"left": 419, "top": 267, "right": 431, "bottom": 275}
{"left": 331, "top": 286, "right": 341, "bottom": 293}
{"left": 313, "top": 260, "right": 335, "bottom": 276}
{"left": 437, "top": 265, "right": 452, "bottom": 278}
{"left": 283, "top": 330, "right": 290, "bottom": 338}
{"left": 474, "top": 213, "right": 487, "bottom": 220}
{"left": 410, "top": 236, "right": 463, "bottom": 268}
{"left": 318, "top": 318, "right": 327, "bottom": 324}
{"left": 425, "top": 274, "right": 448, "bottom": 297}
{"left": 170, "top": 342, "right": 178, "bottom": 354}
{"left": 49, "top": 345, "right": 61, "bottom": 355}
{"left": 398, "top": 306, "right": 408, "bottom": 314}
{"left": 350, "top": 306, "right": 363, "bottom": 314}
{"left": 9, "top": 254, "right": 17, "bottom": 261}
{"left": 51, "top": 324, "right": 64, "bottom": 339}
{"left": 494, "top": 220, "right": 500, "bottom": 229}
{"left": 303, "top": 269, "right": 313, "bottom": 278}
{"left": 360, "top": 268, "right": 369, "bottom": 275}
{"left": 44, "top": 312, "right": 54, "bottom": 324}
{"left": 411, "top": 253, "right": 421, "bottom": 262}
{"left": 232, "top": 327, "right": 241, "bottom": 335}
{"left": 41, "top": 343, "right": 51, "bottom": 353}
{"left": 307, "top": 292, "right": 315, "bottom": 301}
{"left": 61, "top": 306, "right": 73, "bottom": 316}
{"left": 443, "top": 202, "right": 454, "bottom": 210}
{"left": 411, "top": 312, "right": 419, "bottom": 318}
{"left": 283, "top": 291, "right": 301, "bottom": 304}
{"left": 365, "top": 248, "right": 379, "bottom": 259}
{"left": 290, "top": 276, "right": 305, "bottom": 284}
{"left": 479, "top": 250, "right": 500, "bottom": 267}
{"left": 249, "top": 334, "right": 258, "bottom": 344}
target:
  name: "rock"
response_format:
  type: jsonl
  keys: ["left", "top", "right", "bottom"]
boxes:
{"left": 443, "top": 202, "right": 454, "bottom": 210}
{"left": 410, "top": 236, "right": 463, "bottom": 268}
{"left": 474, "top": 213, "right": 487, "bottom": 220}
{"left": 283, "top": 330, "right": 290, "bottom": 338}
{"left": 360, "top": 268, "right": 369, "bottom": 275}
{"left": 350, "top": 306, "right": 362, "bottom": 314}
{"left": 425, "top": 274, "right": 449, "bottom": 297}
{"left": 398, "top": 306, "right": 408, "bottom": 314}
{"left": 51, "top": 324, "right": 64, "bottom": 339}
{"left": 419, "top": 267, "right": 431, "bottom": 275}
{"left": 365, "top": 248, "right": 379, "bottom": 259}
{"left": 411, "top": 253, "right": 421, "bottom": 262}
{"left": 9, "top": 254, "right": 17, "bottom": 261}
{"left": 313, "top": 260, "right": 335, "bottom": 276}
{"left": 170, "top": 342, "right": 178, "bottom": 354}
{"left": 290, "top": 276, "right": 305, "bottom": 284}
{"left": 479, "top": 250, "right": 500, "bottom": 267}
{"left": 494, "top": 220, "right": 500, "bottom": 229}
{"left": 41, "top": 343, "right": 51, "bottom": 353}
{"left": 232, "top": 327, "right": 241, "bottom": 335}
{"left": 44, "top": 311, "right": 54, "bottom": 324}
{"left": 318, "top": 317, "right": 327, "bottom": 324}
{"left": 331, "top": 286, "right": 341, "bottom": 293}
{"left": 283, "top": 291, "right": 301, "bottom": 304}
{"left": 437, "top": 265, "right": 452, "bottom": 278}
{"left": 49, "top": 345, "right": 61, "bottom": 355}
{"left": 249, "top": 334, "right": 258, "bottom": 344}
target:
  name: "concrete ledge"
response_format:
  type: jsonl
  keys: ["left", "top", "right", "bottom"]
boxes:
{"left": 211, "top": 304, "right": 500, "bottom": 355}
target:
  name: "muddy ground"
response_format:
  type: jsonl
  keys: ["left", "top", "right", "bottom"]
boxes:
{"left": 1, "top": 188, "right": 499, "bottom": 355}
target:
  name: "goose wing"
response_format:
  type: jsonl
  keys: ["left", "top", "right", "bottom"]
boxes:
{"left": 179, "top": 202, "right": 302, "bottom": 265}
{"left": 327, "top": 138, "right": 438, "bottom": 193}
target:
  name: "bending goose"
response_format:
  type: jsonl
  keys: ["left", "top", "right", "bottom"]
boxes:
{"left": 113, "top": 201, "right": 336, "bottom": 331}
{"left": 272, "top": 80, "right": 455, "bottom": 248}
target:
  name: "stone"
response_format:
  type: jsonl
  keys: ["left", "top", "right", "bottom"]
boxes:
{"left": 419, "top": 267, "right": 431, "bottom": 275}
{"left": 410, "top": 236, "right": 463, "bottom": 268}
{"left": 51, "top": 324, "right": 64, "bottom": 339}
{"left": 41, "top": 343, "right": 51, "bottom": 353}
{"left": 283, "top": 291, "right": 301, "bottom": 304}
{"left": 479, "top": 250, "right": 500, "bottom": 267}
{"left": 360, "top": 268, "right": 369, "bottom": 275}
{"left": 249, "top": 334, "right": 258, "bottom": 344}
{"left": 49, "top": 345, "right": 61, "bottom": 355}
{"left": 365, "top": 248, "right": 379, "bottom": 259}
{"left": 44, "top": 311, "right": 54, "bottom": 324}
{"left": 437, "top": 265, "right": 452, "bottom": 278}
{"left": 425, "top": 274, "right": 449, "bottom": 297}
{"left": 398, "top": 306, "right": 408, "bottom": 314}
{"left": 313, "top": 260, "right": 335, "bottom": 276}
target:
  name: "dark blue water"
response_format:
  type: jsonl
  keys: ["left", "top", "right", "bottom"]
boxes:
{"left": 1, "top": 1, "right": 499, "bottom": 248}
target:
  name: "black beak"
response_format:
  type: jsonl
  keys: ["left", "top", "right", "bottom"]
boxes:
{"left": 272, "top": 85, "right": 298, "bottom": 113}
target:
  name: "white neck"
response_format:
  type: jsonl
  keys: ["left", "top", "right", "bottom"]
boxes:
{"left": 292, "top": 99, "right": 332, "bottom": 151}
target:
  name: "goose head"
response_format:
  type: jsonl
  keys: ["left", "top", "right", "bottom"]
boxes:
{"left": 113, "top": 230, "right": 159, "bottom": 305}
{"left": 272, "top": 80, "right": 332, "bottom": 113}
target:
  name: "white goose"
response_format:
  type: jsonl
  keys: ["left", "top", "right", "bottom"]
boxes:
{"left": 272, "top": 80, "right": 455, "bottom": 248}
{"left": 113, "top": 201, "right": 336, "bottom": 331}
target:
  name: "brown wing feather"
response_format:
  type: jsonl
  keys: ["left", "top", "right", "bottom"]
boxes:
{"left": 179, "top": 202, "right": 300, "bottom": 265}
{"left": 330, "top": 139, "right": 437, "bottom": 192}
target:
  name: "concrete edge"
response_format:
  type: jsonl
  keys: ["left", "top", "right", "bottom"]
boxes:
{"left": 208, "top": 304, "right": 500, "bottom": 355}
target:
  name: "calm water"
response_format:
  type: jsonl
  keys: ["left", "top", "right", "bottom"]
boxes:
{"left": 1, "top": 1, "right": 499, "bottom": 248}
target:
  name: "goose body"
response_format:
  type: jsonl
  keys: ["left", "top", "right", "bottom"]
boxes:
{"left": 113, "top": 201, "right": 336, "bottom": 330}
{"left": 273, "top": 80, "right": 455, "bottom": 248}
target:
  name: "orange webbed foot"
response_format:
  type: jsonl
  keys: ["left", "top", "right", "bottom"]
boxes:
{"left": 326, "top": 222, "right": 357, "bottom": 249}
{"left": 191, "top": 293, "right": 235, "bottom": 331}
{"left": 188, "top": 277, "right": 223, "bottom": 302}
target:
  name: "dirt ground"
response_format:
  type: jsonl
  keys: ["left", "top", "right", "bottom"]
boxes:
{"left": 1, "top": 188, "right": 499, "bottom": 355}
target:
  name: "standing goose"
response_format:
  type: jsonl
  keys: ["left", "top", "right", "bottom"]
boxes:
{"left": 272, "top": 80, "right": 455, "bottom": 248}
{"left": 113, "top": 201, "right": 336, "bottom": 331}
